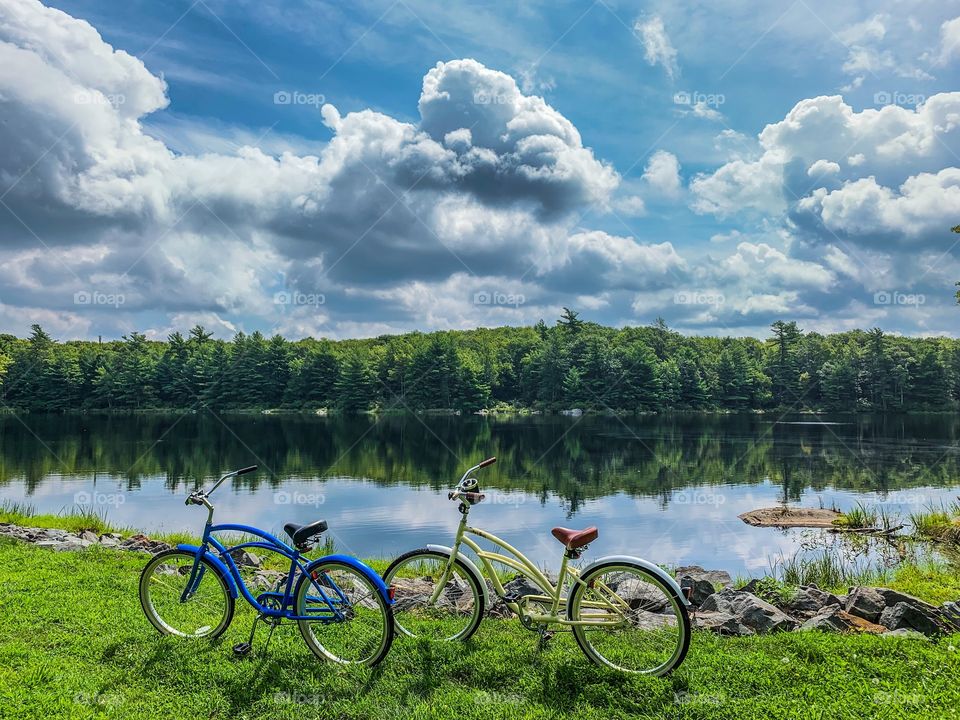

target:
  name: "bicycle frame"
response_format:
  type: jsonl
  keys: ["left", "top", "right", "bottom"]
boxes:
{"left": 434, "top": 510, "right": 631, "bottom": 627}
{"left": 183, "top": 522, "right": 350, "bottom": 623}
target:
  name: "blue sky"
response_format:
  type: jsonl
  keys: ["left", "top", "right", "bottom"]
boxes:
{"left": 2, "top": 0, "right": 959, "bottom": 340}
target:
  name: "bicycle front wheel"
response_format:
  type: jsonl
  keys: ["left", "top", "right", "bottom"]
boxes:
{"left": 568, "top": 561, "right": 690, "bottom": 675}
{"left": 139, "top": 549, "right": 235, "bottom": 639}
{"left": 382, "top": 549, "right": 485, "bottom": 642}
{"left": 296, "top": 559, "right": 394, "bottom": 667}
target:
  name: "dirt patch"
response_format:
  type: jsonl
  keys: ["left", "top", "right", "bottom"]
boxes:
{"left": 738, "top": 507, "right": 842, "bottom": 528}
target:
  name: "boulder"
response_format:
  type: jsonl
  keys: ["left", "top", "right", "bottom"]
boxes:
{"left": 844, "top": 587, "right": 886, "bottom": 623}
{"left": 798, "top": 605, "right": 881, "bottom": 633}
{"left": 879, "top": 602, "right": 942, "bottom": 637}
{"left": 782, "top": 586, "right": 842, "bottom": 619}
{"left": 678, "top": 575, "right": 715, "bottom": 606}
{"left": 502, "top": 575, "right": 542, "bottom": 599}
{"left": 227, "top": 549, "right": 263, "bottom": 568}
{"left": 693, "top": 610, "right": 752, "bottom": 636}
{"left": 615, "top": 577, "right": 670, "bottom": 612}
{"left": 674, "top": 565, "right": 733, "bottom": 588}
{"left": 800, "top": 606, "right": 855, "bottom": 632}
{"left": 80, "top": 530, "right": 99, "bottom": 543}
{"left": 699, "top": 589, "right": 798, "bottom": 634}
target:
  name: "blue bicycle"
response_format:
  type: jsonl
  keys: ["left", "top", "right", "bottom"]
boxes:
{"left": 138, "top": 466, "right": 395, "bottom": 666}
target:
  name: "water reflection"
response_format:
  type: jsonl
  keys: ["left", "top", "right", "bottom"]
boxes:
{"left": 1, "top": 412, "right": 958, "bottom": 577}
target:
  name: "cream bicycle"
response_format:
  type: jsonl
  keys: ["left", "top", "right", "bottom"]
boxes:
{"left": 383, "top": 458, "right": 691, "bottom": 675}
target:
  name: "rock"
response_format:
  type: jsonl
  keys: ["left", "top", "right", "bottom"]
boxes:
{"left": 614, "top": 577, "right": 670, "bottom": 612}
{"left": 674, "top": 565, "right": 733, "bottom": 588}
{"left": 502, "top": 575, "right": 542, "bottom": 599}
{"left": 844, "top": 587, "right": 886, "bottom": 623}
{"left": 119, "top": 534, "right": 171, "bottom": 554}
{"left": 98, "top": 535, "right": 119, "bottom": 547}
{"left": 800, "top": 606, "right": 856, "bottom": 632}
{"left": 699, "top": 589, "right": 798, "bottom": 634}
{"left": 249, "top": 569, "right": 284, "bottom": 591}
{"left": 227, "top": 549, "right": 263, "bottom": 568}
{"left": 80, "top": 530, "right": 99, "bottom": 543}
{"left": 875, "top": 588, "right": 940, "bottom": 615}
{"left": 678, "top": 575, "right": 715, "bottom": 606}
{"left": 693, "top": 610, "right": 752, "bottom": 636}
{"left": 782, "top": 586, "right": 842, "bottom": 619}
{"left": 879, "top": 602, "right": 942, "bottom": 637}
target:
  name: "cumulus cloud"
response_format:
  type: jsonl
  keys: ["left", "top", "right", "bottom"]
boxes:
{"left": 691, "top": 94, "right": 960, "bottom": 239}
{"left": 1, "top": 0, "right": 958, "bottom": 341}
{"left": 642, "top": 150, "right": 682, "bottom": 197}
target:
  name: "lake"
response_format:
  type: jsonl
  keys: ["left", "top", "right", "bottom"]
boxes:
{"left": 2, "top": 411, "right": 958, "bottom": 578}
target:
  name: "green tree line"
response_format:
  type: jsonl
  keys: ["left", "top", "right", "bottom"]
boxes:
{"left": 2, "top": 310, "right": 959, "bottom": 413}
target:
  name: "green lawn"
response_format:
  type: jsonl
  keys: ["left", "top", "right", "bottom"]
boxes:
{"left": 1, "top": 538, "right": 959, "bottom": 719}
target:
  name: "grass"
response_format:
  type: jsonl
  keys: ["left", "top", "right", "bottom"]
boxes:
{"left": 910, "top": 503, "right": 960, "bottom": 546}
{"left": 773, "top": 550, "right": 891, "bottom": 591}
{"left": 2, "top": 539, "right": 960, "bottom": 719}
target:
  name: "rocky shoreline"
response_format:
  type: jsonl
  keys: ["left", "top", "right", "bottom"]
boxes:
{"left": 4, "top": 522, "right": 960, "bottom": 639}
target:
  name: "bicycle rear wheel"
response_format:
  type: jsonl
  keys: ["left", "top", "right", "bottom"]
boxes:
{"left": 139, "top": 549, "right": 235, "bottom": 639}
{"left": 296, "top": 559, "right": 394, "bottom": 666}
{"left": 382, "top": 549, "right": 485, "bottom": 642}
{"left": 567, "top": 561, "right": 689, "bottom": 675}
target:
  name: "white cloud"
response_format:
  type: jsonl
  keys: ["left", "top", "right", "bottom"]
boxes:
{"left": 642, "top": 150, "right": 682, "bottom": 197}
{"left": 634, "top": 15, "right": 679, "bottom": 80}
{"left": 930, "top": 16, "right": 960, "bottom": 66}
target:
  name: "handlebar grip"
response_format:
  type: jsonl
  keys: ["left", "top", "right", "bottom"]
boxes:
{"left": 463, "top": 492, "right": 485, "bottom": 502}
{"left": 478, "top": 457, "right": 496, "bottom": 468}
{"left": 235, "top": 465, "right": 258, "bottom": 476}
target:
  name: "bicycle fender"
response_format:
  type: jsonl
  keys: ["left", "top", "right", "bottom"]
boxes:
{"left": 426, "top": 544, "right": 490, "bottom": 607}
{"left": 176, "top": 543, "right": 239, "bottom": 598}
{"left": 304, "top": 554, "right": 393, "bottom": 604}
{"left": 580, "top": 555, "right": 690, "bottom": 606}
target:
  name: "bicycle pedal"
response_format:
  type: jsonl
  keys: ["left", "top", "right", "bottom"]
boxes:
{"left": 503, "top": 593, "right": 523, "bottom": 604}
{"left": 232, "top": 642, "right": 253, "bottom": 657}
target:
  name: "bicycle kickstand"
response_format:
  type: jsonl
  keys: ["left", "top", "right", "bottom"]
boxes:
{"left": 233, "top": 614, "right": 264, "bottom": 658}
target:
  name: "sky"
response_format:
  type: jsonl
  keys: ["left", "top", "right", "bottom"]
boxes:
{"left": 1, "top": 0, "right": 959, "bottom": 341}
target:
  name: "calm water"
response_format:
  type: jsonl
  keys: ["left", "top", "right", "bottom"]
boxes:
{"left": 1, "top": 412, "right": 958, "bottom": 577}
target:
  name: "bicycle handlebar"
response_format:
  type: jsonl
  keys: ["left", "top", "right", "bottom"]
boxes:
{"left": 186, "top": 466, "right": 258, "bottom": 506}
{"left": 477, "top": 457, "right": 496, "bottom": 468}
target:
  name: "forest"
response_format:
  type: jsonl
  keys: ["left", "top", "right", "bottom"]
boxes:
{"left": 1, "top": 310, "right": 959, "bottom": 413}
